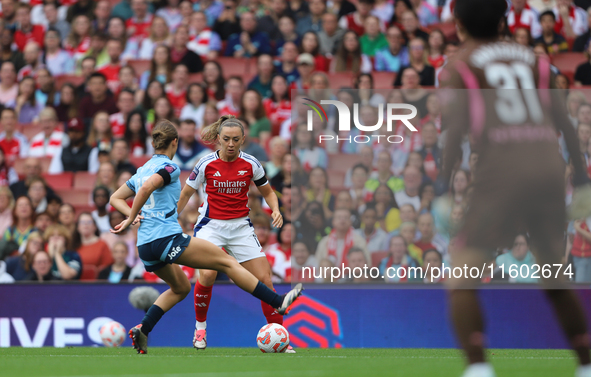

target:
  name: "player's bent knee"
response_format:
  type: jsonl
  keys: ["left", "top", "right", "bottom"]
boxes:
{"left": 199, "top": 269, "right": 218, "bottom": 286}
{"left": 172, "top": 280, "right": 191, "bottom": 298}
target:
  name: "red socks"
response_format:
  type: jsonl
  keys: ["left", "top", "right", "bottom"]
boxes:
{"left": 261, "top": 289, "right": 283, "bottom": 325}
{"left": 194, "top": 280, "right": 213, "bottom": 322}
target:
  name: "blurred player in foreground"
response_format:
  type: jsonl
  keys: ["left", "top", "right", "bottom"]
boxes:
{"left": 177, "top": 115, "right": 294, "bottom": 352}
{"left": 441, "top": 0, "right": 591, "bottom": 376}
{"left": 109, "top": 120, "right": 302, "bottom": 354}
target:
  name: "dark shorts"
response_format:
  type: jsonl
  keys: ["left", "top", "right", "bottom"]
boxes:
{"left": 138, "top": 233, "right": 192, "bottom": 272}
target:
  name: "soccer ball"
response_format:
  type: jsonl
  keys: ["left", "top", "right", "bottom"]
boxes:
{"left": 99, "top": 321, "right": 126, "bottom": 347}
{"left": 256, "top": 323, "right": 290, "bottom": 353}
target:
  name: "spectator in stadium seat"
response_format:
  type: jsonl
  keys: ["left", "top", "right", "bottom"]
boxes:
{"left": 27, "top": 107, "right": 65, "bottom": 158}
{"left": 316, "top": 208, "right": 368, "bottom": 268}
{"left": 8, "top": 77, "right": 42, "bottom": 124}
{"left": 97, "top": 38, "right": 125, "bottom": 93}
{"left": 139, "top": 46, "right": 173, "bottom": 91}
{"left": 295, "top": 0, "right": 325, "bottom": 36}
{"left": 98, "top": 241, "right": 132, "bottom": 282}
{"left": 78, "top": 73, "right": 118, "bottom": 124}
{"left": 514, "top": 27, "right": 534, "bottom": 47}
{"left": 137, "top": 16, "right": 169, "bottom": 59}
{"left": 365, "top": 150, "right": 403, "bottom": 195}
{"left": 236, "top": 117, "right": 268, "bottom": 162}
{"left": 379, "top": 235, "right": 419, "bottom": 282}
{"left": 418, "top": 122, "right": 441, "bottom": 182}
{"left": 13, "top": 3, "right": 44, "bottom": 52}
{"left": 415, "top": 212, "right": 447, "bottom": 256}
{"left": 305, "top": 167, "right": 335, "bottom": 219}
{"left": 94, "top": 161, "right": 117, "bottom": 193}
{"left": 49, "top": 118, "right": 99, "bottom": 175}
{"left": 172, "top": 119, "right": 210, "bottom": 170}
{"left": 0, "top": 186, "right": 14, "bottom": 235}
{"left": 356, "top": 205, "right": 388, "bottom": 254}
{"left": 409, "top": 0, "right": 438, "bottom": 27}
{"left": 124, "top": 110, "right": 151, "bottom": 156}
{"left": 263, "top": 76, "right": 291, "bottom": 134}
{"left": 395, "top": 165, "right": 422, "bottom": 212}
{"left": 0, "top": 108, "right": 28, "bottom": 164}
{"left": 293, "top": 200, "right": 328, "bottom": 251}
{"left": 495, "top": 234, "right": 539, "bottom": 283}
{"left": 33, "top": 68, "right": 57, "bottom": 108}
{"left": 280, "top": 183, "right": 295, "bottom": 221}
{"left": 45, "top": 224, "right": 82, "bottom": 280}
{"left": 170, "top": 25, "right": 204, "bottom": 73}
{"left": 201, "top": 61, "right": 225, "bottom": 102}
{"left": 265, "top": 136, "right": 288, "bottom": 179}
{"left": 156, "top": 0, "right": 183, "bottom": 31}
{"left": 5, "top": 230, "right": 42, "bottom": 280}
{"left": 293, "top": 123, "right": 328, "bottom": 172}
{"left": 3, "top": 195, "right": 36, "bottom": 247}
{"left": 56, "top": 203, "right": 75, "bottom": 233}
{"left": 394, "top": 39, "right": 435, "bottom": 87}
{"left": 339, "top": 0, "right": 373, "bottom": 37}
{"left": 318, "top": 13, "right": 345, "bottom": 56}
{"left": 0, "top": 29, "right": 25, "bottom": 73}
{"left": 90, "top": 0, "right": 110, "bottom": 34}
{"left": 0, "top": 148, "right": 17, "bottom": 187}
{"left": 577, "top": 102, "right": 591, "bottom": 128}
{"left": 291, "top": 240, "right": 318, "bottom": 283}
{"left": 276, "top": 42, "right": 300, "bottom": 85}
{"left": 17, "top": 41, "right": 44, "bottom": 81}
{"left": 266, "top": 221, "right": 293, "bottom": 282}
{"left": 28, "top": 249, "right": 56, "bottom": 281}
{"left": 224, "top": 11, "right": 271, "bottom": 57}
{"left": 213, "top": 0, "right": 240, "bottom": 41}
{"left": 422, "top": 248, "right": 443, "bottom": 283}
{"left": 573, "top": 7, "right": 591, "bottom": 52}
{"left": 364, "top": 183, "right": 402, "bottom": 232}
{"left": 216, "top": 76, "right": 243, "bottom": 116}
{"left": 360, "top": 15, "right": 387, "bottom": 58}
{"left": 86, "top": 112, "right": 113, "bottom": 152}
{"left": 1, "top": 0, "right": 17, "bottom": 30}
{"left": 107, "top": 90, "right": 135, "bottom": 139}
{"left": 240, "top": 90, "right": 271, "bottom": 144}
{"left": 578, "top": 122, "right": 591, "bottom": 153}
{"left": 274, "top": 16, "right": 300, "bottom": 56}
{"left": 34, "top": 211, "right": 54, "bottom": 234}
{"left": 66, "top": 0, "right": 95, "bottom": 23}
{"left": 165, "top": 64, "right": 189, "bottom": 118}
{"left": 186, "top": 11, "right": 221, "bottom": 60}
{"left": 393, "top": 220, "right": 421, "bottom": 259}
{"left": 41, "top": 3, "right": 70, "bottom": 43}
{"left": 348, "top": 163, "right": 370, "bottom": 208}
{"left": 374, "top": 26, "right": 409, "bottom": 73}
{"left": 72, "top": 212, "right": 113, "bottom": 268}
{"left": 72, "top": 56, "right": 95, "bottom": 99}
{"left": 107, "top": 18, "right": 141, "bottom": 63}
{"left": 341, "top": 247, "right": 373, "bottom": 282}
{"left": 42, "top": 30, "right": 73, "bottom": 76}
{"left": 91, "top": 186, "right": 111, "bottom": 234}
{"left": 147, "top": 96, "right": 176, "bottom": 131}
{"left": 330, "top": 30, "right": 372, "bottom": 73}
{"left": 535, "top": 10, "right": 570, "bottom": 54}
{"left": 508, "top": 0, "right": 543, "bottom": 39}
{"left": 248, "top": 54, "right": 275, "bottom": 99}
{"left": 553, "top": 0, "right": 588, "bottom": 38}
{"left": 257, "top": 0, "right": 291, "bottom": 42}
{"left": 100, "top": 210, "right": 137, "bottom": 265}
{"left": 328, "top": 0, "right": 356, "bottom": 19}
{"left": 400, "top": 10, "right": 429, "bottom": 45}
{"left": 110, "top": 139, "right": 137, "bottom": 174}
{"left": 125, "top": 0, "right": 153, "bottom": 40}
{"left": 64, "top": 15, "right": 92, "bottom": 63}
{"left": 0, "top": 61, "right": 18, "bottom": 104}
{"left": 179, "top": 83, "right": 207, "bottom": 128}
{"left": 27, "top": 177, "right": 49, "bottom": 214}
{"left": 417, "top": 181, "right": 435, "bottom": 215}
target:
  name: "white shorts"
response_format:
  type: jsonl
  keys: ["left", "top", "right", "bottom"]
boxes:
{"left": 193, "top": 216, "right": 265, "bottom": 263}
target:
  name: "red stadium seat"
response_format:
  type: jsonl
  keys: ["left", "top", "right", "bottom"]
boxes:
{"left": 328, "top": 154, "right": 363, "bottom": 172}
{"left": 425, "top": 22, "right": 458, "bottom": 41}
{"left": 127, "top": 59, "right": 151, "bottom": 77}
{"left": 74, "top": 172, "right": 97, "bottom": 189}
{"left": 218, "top": 57, "right": 253, "bottom": 78}
{"left": 371, "top": 251, "right": 389, "bottom": 268}
{"left": 372, "top": 72, "right": 396, "bottom": 89}
{"left": 42, "top": 172, "right": 74, "bottom": 190}
{"left": 188, "top": 73, "right": 203, "bottom": 83}
{"left": 328, "top": 72, "right": 354, "bottom": 88}
{"left": 54, "top": 74, "right": 85, "bottom": 90}
{"left": 80, "top": 265, "right": 98, "bottom": 281}
{"left": 73, "top": 204, "right": 95, "bottom": 217}
{"left": 55, "top": 188, "right": 91, "bottom": 206}
{"left": 20, "top": 123, "right": 42, "bottom": 140}
{"left": 552, "top": 52, "right": 587, "bottom": 83}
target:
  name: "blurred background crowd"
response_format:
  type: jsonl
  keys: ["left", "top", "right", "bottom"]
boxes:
{"left": 0, "top": 0, "right": 591, "bottom": 285}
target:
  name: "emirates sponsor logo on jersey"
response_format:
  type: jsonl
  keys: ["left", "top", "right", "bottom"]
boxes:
{"left": 213, "top": 180, "right": 248, "bottom": 188}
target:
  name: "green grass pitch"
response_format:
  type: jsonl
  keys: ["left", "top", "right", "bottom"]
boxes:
{"left": 0, "top": 347, "right": 578, "bottom": 377}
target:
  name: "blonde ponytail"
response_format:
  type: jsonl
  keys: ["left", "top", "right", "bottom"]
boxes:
{"left": 200, "top": 114, "right": 245, "bottom": 144}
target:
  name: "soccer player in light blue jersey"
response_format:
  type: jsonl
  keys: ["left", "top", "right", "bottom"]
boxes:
{"left": 109, "top": 119, "right": 302, "bottom": 354}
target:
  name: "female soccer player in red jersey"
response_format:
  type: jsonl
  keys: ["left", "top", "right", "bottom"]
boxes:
{"left": 178, "top": 115, "right": 294, "bottom": 352}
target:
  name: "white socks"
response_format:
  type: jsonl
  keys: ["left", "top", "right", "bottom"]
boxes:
{"left": 195, "top": 321, "right": 207, "bottom": 331}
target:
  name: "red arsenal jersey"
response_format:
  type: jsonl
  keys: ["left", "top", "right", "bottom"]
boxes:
{"left": 186, "top": 151, "right": 267, "bottom": 220}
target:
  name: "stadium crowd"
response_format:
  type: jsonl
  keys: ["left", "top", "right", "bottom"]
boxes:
{"left": 0, "top": 0, "right": 591, "bottom": 284}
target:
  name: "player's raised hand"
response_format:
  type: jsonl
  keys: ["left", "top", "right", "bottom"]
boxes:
{"left": 271, "top": 210, "right": 283, "bottom": 228}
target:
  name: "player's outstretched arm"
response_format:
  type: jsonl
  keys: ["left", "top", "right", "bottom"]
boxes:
{"left": 257, "top": 183, "right": 283, "bottom": 228}
{"left": 110, "top": 184, "right": 136, "bottom": 218}
{"left": 178, "top": 184, "right": 197, "bottom": 214}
